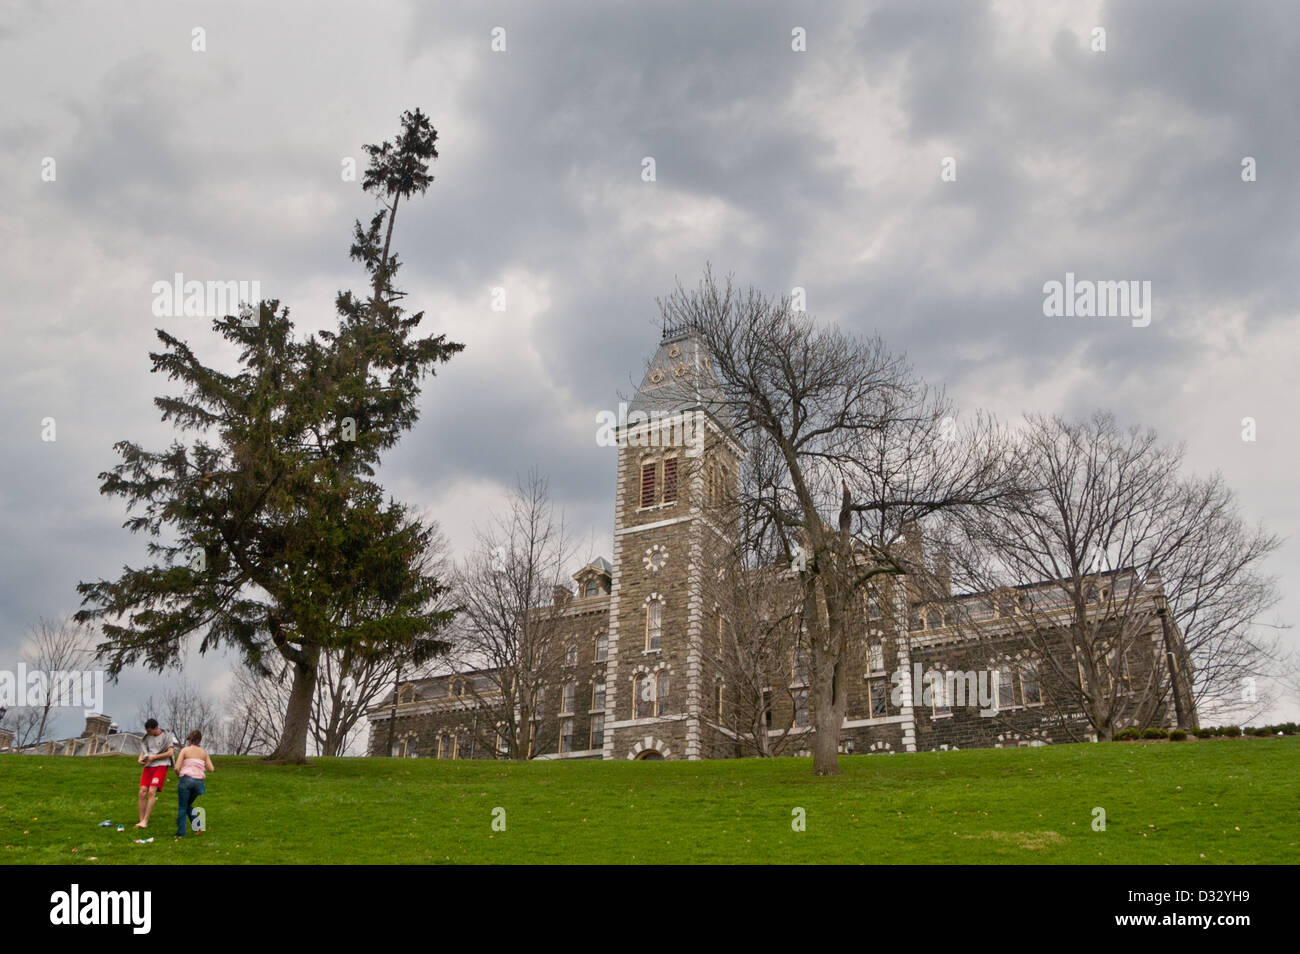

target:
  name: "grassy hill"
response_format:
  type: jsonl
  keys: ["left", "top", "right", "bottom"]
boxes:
{"left": 2, "top": 738, "right": 1296, "bottom": 864}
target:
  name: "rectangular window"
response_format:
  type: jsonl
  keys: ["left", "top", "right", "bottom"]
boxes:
{"left": 867, "top": 639, "right": 885, "bottom": 674}
{"left": 793, "top": 647, "right": 809, "bottom": 685}
{"left": 560, "top": 718, "right": 574, "bottom": 753}
{"left": 640, "top": 462, "right": 657, "bottom": 507}
{"left": 869, "top": 676, "right": 889, "bottom": 718}
{"left": 562, "top": 681, "right": 576, "bottom": 714}
{"left": 662, "top": 457, "right": 678, "bottom": 503}
{"left": 1021, "top": 665, "right": 1042, "bottom": 705}
{"left": 998, "top": 668, "right": 1016, "bottom": 708}
{"left": 657, "top": 672, "right": 671, "bottom": 716}
{"left": 592, "top": 680, "right": 606, "bottom": 711}
{"left": 715, "top": 682, "right": 724, "bottom": 719}
{"left": 589, "top": 713, "right": 605, "bottom": 750}
{"left": 932, "top": 676, "right": 951, "bottom": 716}
{"left": 595, "top": 634, "right": 608, "bottom": 662}
{"left": 795, "top": 689, "right": 809, "bottom": 726}
{"left": 763, "top": 690, "right": 773, "bottom": 729}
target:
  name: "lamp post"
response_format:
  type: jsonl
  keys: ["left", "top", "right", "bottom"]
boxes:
{"left": 1153, "top": 595, "right": 1187, "bottom": 730}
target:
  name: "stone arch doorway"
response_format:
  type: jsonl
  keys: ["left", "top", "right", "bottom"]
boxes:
{"left": 636, "top": 750, "right": 664, "bottom": 761}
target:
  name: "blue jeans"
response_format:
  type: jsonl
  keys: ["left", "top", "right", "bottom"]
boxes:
{"left": 176, "top": 776, "right": 205, "bottom": 837}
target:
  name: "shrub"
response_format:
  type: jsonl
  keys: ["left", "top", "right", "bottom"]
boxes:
{"left": 1115, "top": 728, "right": 1140, "bottom": 741}
{"left": 1169, "top": 729, "right": 1188, "bottom": 741}
{"left": 1142, "top": 727, "right": 1169, "bottom": 740}
{"left": 1194, "top": 729, "right": 1212, "bottom": 739}
{"left": 1223, "top": 726, "right": 1242, "bottom": 738}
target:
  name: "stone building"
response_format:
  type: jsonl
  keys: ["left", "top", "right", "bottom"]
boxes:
{"left": 366, "top": 328, "right": 1196, "bottom": 760}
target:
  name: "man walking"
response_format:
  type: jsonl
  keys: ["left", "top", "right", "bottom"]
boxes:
{"left": 135, "top": 718, "right": 174, "bottom": 829}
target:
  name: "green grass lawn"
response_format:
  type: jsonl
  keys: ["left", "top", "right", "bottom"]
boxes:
{"left": 2, "top": 738, "right": 1296, "bottom": 864}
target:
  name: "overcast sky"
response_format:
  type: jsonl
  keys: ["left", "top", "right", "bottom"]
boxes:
{"left": 2, "top": 0, "right": 1297, "bottom": 742}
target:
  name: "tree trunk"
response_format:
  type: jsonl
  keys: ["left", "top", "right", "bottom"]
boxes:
{"left": 269, "top": 642, "right": 320, "bottom": 763}
{"left": 811, "top": 666, "right": 842, "bottom": 775}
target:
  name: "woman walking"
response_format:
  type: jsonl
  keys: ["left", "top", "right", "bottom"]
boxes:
{"left": 174, "top": 731, "right": 214, "bottom": 839}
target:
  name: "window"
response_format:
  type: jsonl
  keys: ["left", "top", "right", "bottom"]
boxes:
{"left": 589, "top": 713, "right": 605, "bottom": 749}
{"left": 911, "top": 609, "right": 925, "bottom": 630}
{"left": 998, "top": 668, "right": 1016, "bottom": 708}
{"left": 762, "top": 690, "right": 773, "bottom": 729}
{"left": 635, "top": 671, "right": 669, "bottom": 718}
{"left": 663, "top": 457, "right": 678, "bottom": 503}
{"left": 584, "top": 579, "right": 599, "bottom": 598}
{"left": 926, "top": 610, "right": 943, "bottom": 629}
{"left": 565, "top": 644, "right": 578, "bottom": 666}
{"left": 715, "top": 681, "right": 724, "bottom": 719}
{"left": 869, "top": 676, "right": 889, "bottom": 718}
{"left": 562, "top": 681, "right": 576, "bottom": 714}
{"left": 793, "top": 646, "right": 809, "bottom": 685}
{"left": 594, "top": 633, "right": 608, "bottom": 662}
{"left": 496, "top": 725, "right": 510, "bottom": 756}
{"left": 646, "top": 600, "right": 663, "bottom": 651}
{"left": 450, "top": 679, "right": 465, "bottom": 698}
{"left": 640, "top": 462, "right": 657, "bottom": 507}
{"left": 716, "top": 615, "right": 725, "bottom": 656}
{"left": 635, "top": 674, "right": 653, "bottom": 719}
{"left": 867, "top": 639, "right": 885, "bottom": 674}
{"left": 866, "top": 596, "right": 882, "bottom": 621}
{"left": 656, "top": 671, "right": 671, "bottom": 716}
{"left": 1021, "top": 664, "right": 1042, "bottom": 705}
{"left": 560, "top": 718, "right": 574, "bottom": 753}
{"left": 534, "top": 687, "right": 545, "bottom": 719}
{"left": 795, "top": 689, "right": 809, "bottom": 726}
{"left": 438, "top": 734, "right": 452, "bottom": 759}
{"left": 932, "top": 674, "right": 951, "bottom": 716}
{"left": 592, "top": 680, "right": 606, "bottom": 710}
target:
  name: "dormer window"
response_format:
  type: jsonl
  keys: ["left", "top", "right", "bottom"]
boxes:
{"left": 584, "top": 579, "right": 599, "bottom": 598}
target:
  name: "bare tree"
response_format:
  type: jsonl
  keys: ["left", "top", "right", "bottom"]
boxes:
{"left": 658, "top": 267, "right": 1019, "bottom": 774}
{"left": 24, "top": 616, "right": 98, "bottom": 745}
{"left": 314, "top": 521, "right": 456, "bottom": 756}
{"left": 136, "top": 677, "right": 225, "bottom": 752}
{"left": 943, "top": 412, "right": 1283, "bottom": 739}
{"left": 225, "top": 666, "right": 286, "bottom": 756}
{"left": 1, "top": 707, "right": 46, "bottom": 749}
{"left": 451, "top": 471, "right": 579, "bottom": 758}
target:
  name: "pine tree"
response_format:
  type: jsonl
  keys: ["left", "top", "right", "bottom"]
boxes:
{"left": 76, "top": 109, "right": 463, "bottom": 762}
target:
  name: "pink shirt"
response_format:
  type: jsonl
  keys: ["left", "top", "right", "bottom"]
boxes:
{"left": 179, "top": 757, "right": 206, "bottom": 780}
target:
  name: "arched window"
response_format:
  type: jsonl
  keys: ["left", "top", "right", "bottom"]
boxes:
{"left": 635, "top": 673, "right": 653, "bottom": 719}
{"left": 594, "top": 633, "right": 608, "bottom": 662}
{"left": 656, "top": 671, "right": 670, "bottom": 716}
{"left": 565, "top": 644, "right": 578, "bottom": 666}
{"left": 646, "top": 600, "right": 663, "bottom": 651}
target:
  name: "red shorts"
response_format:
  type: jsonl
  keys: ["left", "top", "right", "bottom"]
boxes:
{"left": 140, "top": 766, "right": 168, "bottom": 790}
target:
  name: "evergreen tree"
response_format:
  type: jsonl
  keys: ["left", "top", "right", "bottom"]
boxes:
{"left": 76, "top": 109, "right": 462, "bottom": 762}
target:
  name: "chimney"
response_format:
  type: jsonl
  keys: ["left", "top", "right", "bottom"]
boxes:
{"left": 81, "top": 713, "right": 112, "bottom": 738}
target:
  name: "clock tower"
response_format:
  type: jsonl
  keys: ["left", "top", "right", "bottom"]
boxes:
{"left": 600, "top": 325, "right": 741, "bottom": 760}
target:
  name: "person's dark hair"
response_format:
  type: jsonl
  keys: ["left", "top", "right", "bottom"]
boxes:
{"left": 187, "top": 730, "right": 202, "bottom": 746}
{"left": 144, "top": 718, "right": 158, "bottom": 731}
